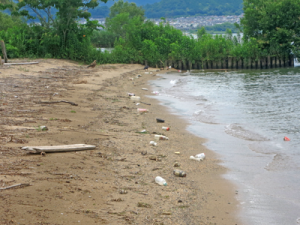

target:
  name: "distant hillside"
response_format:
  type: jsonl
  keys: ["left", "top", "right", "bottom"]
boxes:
{"left": 144, "top": 0, "right": 243, "bottom": 18}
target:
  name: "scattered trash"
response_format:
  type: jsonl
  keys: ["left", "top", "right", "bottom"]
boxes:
{"left": 173, "top": 169, "right": 186, "bottom": 177}
{"left": 136, "top": 103, "right": 140, "bottom": 105}
{"left": 195, "top": 153, "right": 205, "bottom": 160}
{"left": 152, "top": 91, "right": 159, "bottom": 94}
{"left": 156, "top": 118, "right": 165, "bottom": 123}
{"left": 178, "top": 70, "right": 182, "bottom": 72}
{"left": 141, "top": 151, "right": 147, "bottom": 155}
{"left": 145, "top": 72, "right": 149, "bottom": 74}
{"left": 149, "top": 141, "right": 157, "bottom": 146}
{"left": 174, "top": 152, "right": 180, "bottom": 155}
{"left": 130, "top": 96, "right": 140, "bottom": 101}
{"left": 137, "top": 74, "right": 142, "bottom": 77}
{"left": 129, "top": 78, "right": 134, "bottom": 80}
{"left": 142, "top": 88, "right": 148, "bottom": 91}
{"left": 155, "top": 176, "right": 167, "bottom": 186}
{"left": 141, "top": 101, "right": 151, "bottom": 105}
{"left": 149, "top": 156, "right": 161, "bottom": 161}
{"left": 162, "top": 126, "right": 170, "bottom": 131}
{"left": 283, "top": 136, "right": 290, "bottom": 141}
{"left": 137, "top": 202, "right": 151, "bottom": 208}
{"left": 154, "top": 135, "right": 169, "bottom": 140}
{"left": 136, "top": 129, "right": 148, "bottom": 134}
{"left": 173, "top": 162, "right": 180, "bottom": 167}
{"left": 128, "top": 93, "right": 135, "bottom": 96}
{"left": 119, "top": 189, "right": 128, "bottom": 194}
{"left": 137, "top": 108, "right": 148, "bottom": 113}
{"left": 190, "top": 156, "right": 204, "bottom": 161}
{"left": 39, "top": 126, "right": 48, "bottom": 131}
{"left": 162, "top": 211, "right": 172, "bottom": 215}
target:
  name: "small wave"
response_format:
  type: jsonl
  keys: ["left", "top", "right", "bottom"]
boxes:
{"left": 225, "top": 124, "right": 269, "bottom": 141}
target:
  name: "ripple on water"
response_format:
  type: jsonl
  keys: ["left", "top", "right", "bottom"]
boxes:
{"left": 225, "top": 123, "right": 269, "bottom": 141}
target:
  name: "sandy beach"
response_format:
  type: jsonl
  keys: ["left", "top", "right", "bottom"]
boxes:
{"left": 0, "top": 59, "right": 240, "bottom": 225}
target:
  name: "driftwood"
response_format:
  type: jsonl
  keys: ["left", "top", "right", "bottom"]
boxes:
{"left": 0, "top": 183, "right": 30, "bottom": 190}
{"left": 4, "top": 62, "right": 39, "bottom": 65}
{"left": 0, "top": 40, "right": 8, "bottom": 63}
{"left": 0, "top": 56, "right": 2, "bottom": 65}
{"left": 21, "top": 144, "right": 96, "bottom": 153}
{"left": 140, "top": 101, "right": 151, "bottom": 105}
{"left": 34, "top": 100, "right": 78, "bottom": 106}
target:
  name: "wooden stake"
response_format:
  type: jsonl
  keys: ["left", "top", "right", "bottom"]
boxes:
{"left": 0, "top": 56, "right": 2, "bottom": 65}
{"left": 0, "top": 40, "right": 8, "bottom": 63}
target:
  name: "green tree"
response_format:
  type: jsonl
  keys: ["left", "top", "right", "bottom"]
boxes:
{"left": 0, "top": 11, "right": 23, "bottom": 31}
{"left": 241, "top": 0, "right": 300, "bottom": 57}
{"left": 105, "top": 0, "right": 145, "bottom": 38}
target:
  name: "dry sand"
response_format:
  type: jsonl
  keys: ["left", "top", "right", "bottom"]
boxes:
{"left": 0, "top": 59, "right": 240, "bottom": 225}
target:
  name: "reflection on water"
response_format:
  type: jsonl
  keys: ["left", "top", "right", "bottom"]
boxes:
{"left": 150, "top": 67, "right": 300, "bottom": 225}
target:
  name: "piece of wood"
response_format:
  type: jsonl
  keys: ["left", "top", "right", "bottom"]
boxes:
{"left": 34, "top": 100, "right": 78, "bottom": 106}
{"left": 140, "top": 101, "right": 151, "bottom": 105}
{"left": 4, "top": 62, "right": 39, "bottom": 65}
{"left": 0, "top": 183, "right": 30, "bottom": 190}
{"left": 21, "top": 144, "right": 96, "bottom": 153}
{"left": 0, "top": 40, "right": 8, "bottom": 63}
{"left": 0, "top": 56, "right": 2, "bottom": 65}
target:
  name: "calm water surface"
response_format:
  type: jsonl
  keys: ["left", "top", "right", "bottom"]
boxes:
{"left": 149, "top": 67, "right": 300, "bottom": 225}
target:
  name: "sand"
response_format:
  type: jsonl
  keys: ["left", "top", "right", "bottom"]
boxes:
{"left": 0, "top": 59, "right": 240, "bottom": 225}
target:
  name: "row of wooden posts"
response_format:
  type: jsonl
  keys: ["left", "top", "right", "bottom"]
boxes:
{"left": 148, "top": 55, "right": 295, "bottom": 70}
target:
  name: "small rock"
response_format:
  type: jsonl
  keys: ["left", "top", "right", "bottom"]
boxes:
{"left": 119, "top": 189, "right": 127, "bottom": 194}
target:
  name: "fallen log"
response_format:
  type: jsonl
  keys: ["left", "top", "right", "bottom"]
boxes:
{"left": 21, "top": 144, "right": 96, "bottom": 153}
{"left": 4, "top": 62, "right": 39, "bottom": 65}
{"left": 34, "top": 100, "right": 78, "bottom": 106}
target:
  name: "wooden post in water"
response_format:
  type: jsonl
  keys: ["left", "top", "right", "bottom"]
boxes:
{"left": 202, "top": 61, "right": 207, "bottom": 69}
{"left": 277, "top": 57, "right": 281, "bottom": 67}
{"left": 182, "top": 60, "right": 186, "bottom": 70}
{"left": 0, "top": 40, "right": 8, "bottom": 63}
{"left": 222, "top": 58, "right": 227, "bottom": 69}
{"left": 212, "top": 61, "right": 217, "bottom": 69}
{"left": 217, "top": 60, "right": 222, "bottom": 69}
{"left": 285, "top": 55, "right": 289, "bottom": 67}
{"left": 267, "top": 56, "right": 271, "bottom": 69}
{"left": 232, "top": 57, "right": 237, "bottom": 69}
{"left": 261, "top": 57, "right": 266, "bottom": 69}
{"left": 271, "top": 57, "right": 276, "bottom": 68}
{"left": 247, "top": 58, "right": 251, "bottom": 69}
{"left": 228, "top": 57, "right": 232, "bottom": 69}
{"left": 237, "top": 58, "right": 242, "bottom": 69}
{"left": 145, "top": 60, "right": 148, "bottom": 66}
{"left": 207, "top": 60, "right": 211, "bottom": 69}
{"left": 251, "top": 60, "right": 256, "bottom": 69}
{"left": 290, "top": 55, "right": 294, "bottom": 67}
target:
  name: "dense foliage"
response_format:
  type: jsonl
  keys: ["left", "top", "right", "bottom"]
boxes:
{"left": 0, "top": 0, "right": 293, "bottom": 66}
{"left": 241, "top": 0, "right": 300, "bottom": 58}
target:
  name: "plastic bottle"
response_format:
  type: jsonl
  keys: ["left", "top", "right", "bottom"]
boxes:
{"left": 162, "top": 126, "right": 170, "bottom": 131}
{"left": 155, "top": 176, "right": 167, "bottom": 186}
{"left": 154, "top": 135, "right": 169, "bottom": 140}
{"left": 128, "top": 93, "right": 135, "bottom": 96}
{"left": 195, "top": 153, "right": 205, "bottom": 160}
{"left": 190, "top": 156, "right": 204, "bottom": 161}
{"left": 142, "top": 88, "right": 148, "bottom": 91}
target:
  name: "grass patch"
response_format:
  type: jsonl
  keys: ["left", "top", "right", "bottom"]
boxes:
{"left": 137, "top": 202, "right": 152, "bottom": 208}
{"left": 70, "top": 110, "right": 76, "bottom": 113}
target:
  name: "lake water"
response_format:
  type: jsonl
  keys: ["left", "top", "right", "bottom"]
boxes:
{"left": 149, "top": 66, "right": 300, "bottom": 225}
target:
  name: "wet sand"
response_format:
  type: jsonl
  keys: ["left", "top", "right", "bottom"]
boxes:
{"left": 0, "top": 59, "right": 240, "bottom": 225}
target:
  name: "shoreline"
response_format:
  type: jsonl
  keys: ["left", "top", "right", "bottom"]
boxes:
{"left": 0, "top": 59, "right": 240, "bottom": 224}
